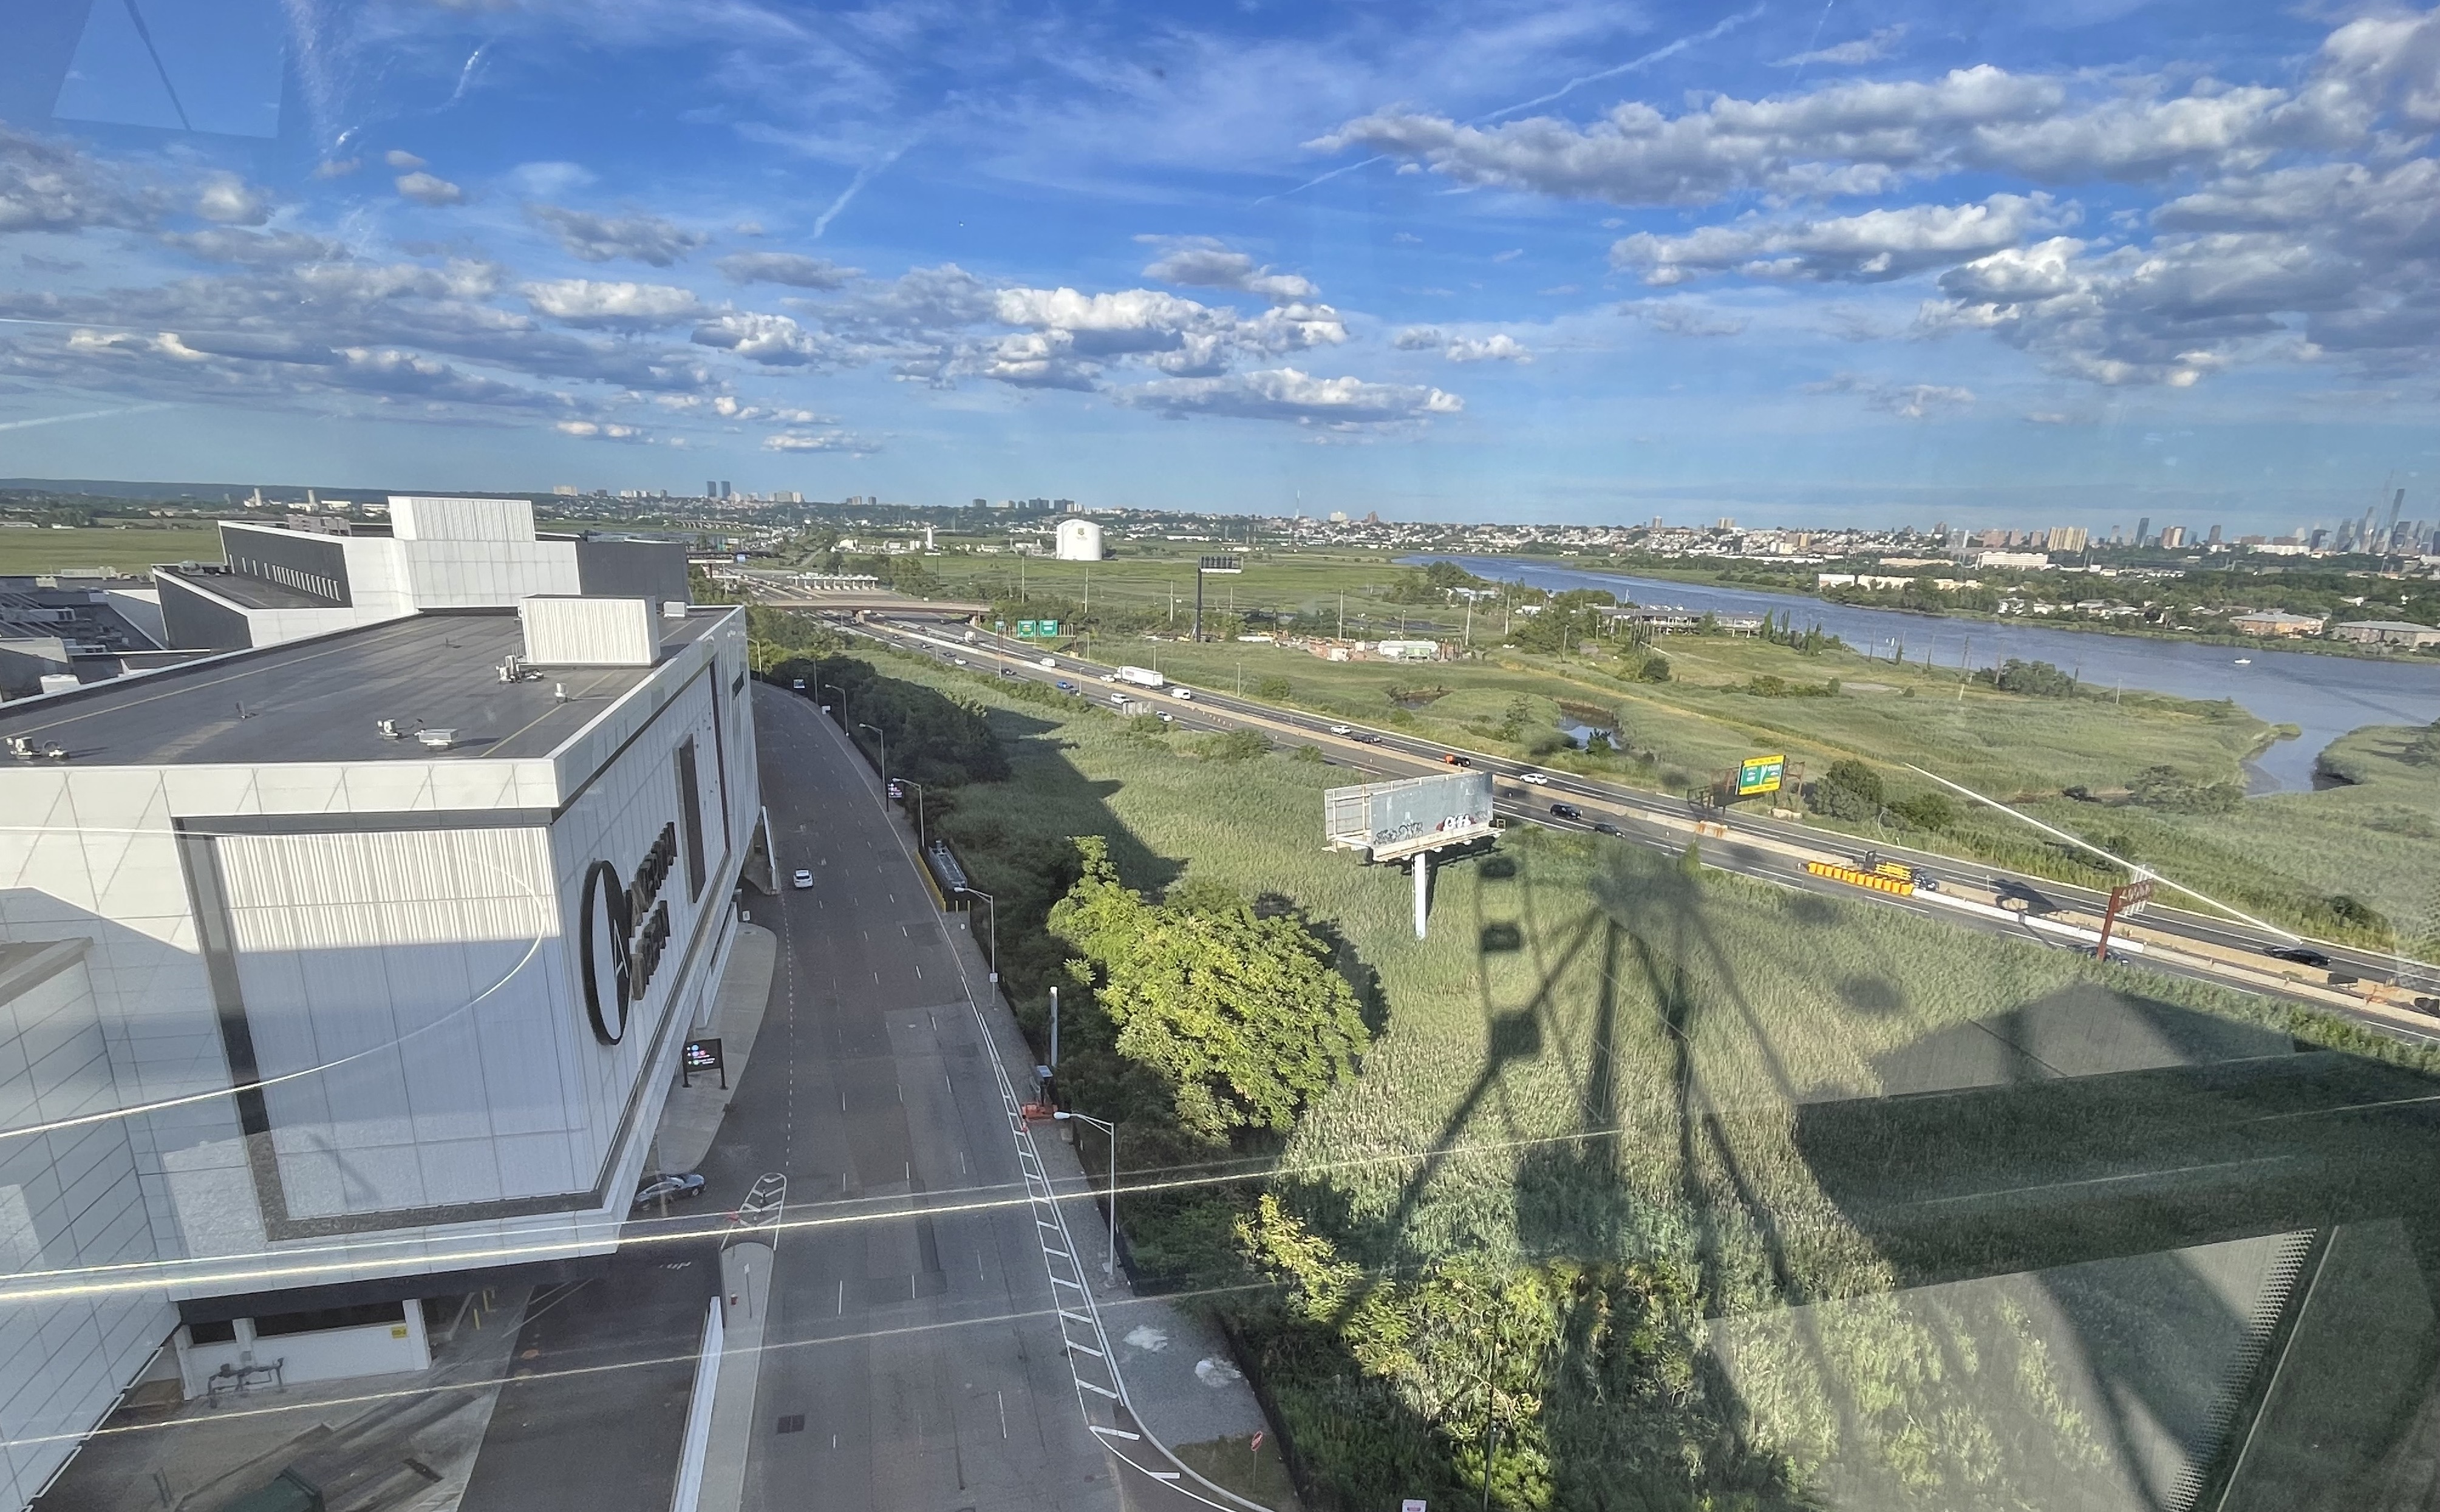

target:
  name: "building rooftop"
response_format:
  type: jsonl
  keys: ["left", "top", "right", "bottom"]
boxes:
{"left": 156, "top": 564, "right": 339, "bottom": 610}
{"left": 0, "top": 608, "right": 725, "bottom": 768}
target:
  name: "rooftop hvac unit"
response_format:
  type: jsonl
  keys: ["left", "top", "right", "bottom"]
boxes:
{"left": 416, "top": 727, "right": 457, "bottom": 749}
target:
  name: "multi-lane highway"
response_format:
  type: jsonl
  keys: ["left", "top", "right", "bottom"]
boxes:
{"left": 839, "top": 613, "right": 2440, "bottom": 1047}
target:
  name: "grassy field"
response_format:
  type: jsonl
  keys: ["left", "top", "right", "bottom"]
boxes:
{"left": 814, "top": 640, "right": 2440, "bottom": 1511}
{"left": 0, "top": 523, "right": 222, "bottom": 576}
{"left": 929, "top": 545, "right": 1471, "bottom": 636}
{"left": 1136, "top": 630, "right": 2271, "bottom": 800}
{"left": 2022, "top": 723, "right": 2440, "bottom": 955}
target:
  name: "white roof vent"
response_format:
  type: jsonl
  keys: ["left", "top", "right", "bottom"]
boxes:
{"left": 661, "top": 600, "right": 687, "bottom": 619}
{"left": 416, "top": 727, "right": 457, "bottom": 749}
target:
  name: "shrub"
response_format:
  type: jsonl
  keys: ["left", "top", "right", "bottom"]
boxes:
{"left": 1256, "top": 675, "right": 1294, "bottom": 700}
{"left": 1811, "top": 758, "right": 1885, "bottom": 820}
{"left": 1888, "top": 792, "right": 1958, "bottom": 831}
{"left": 1986, "top": 658, "right": 2079, "bottom": 697}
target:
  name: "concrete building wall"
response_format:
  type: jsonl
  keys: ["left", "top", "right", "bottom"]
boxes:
{"left": 0, "top": 944, "right": 177, "bottom": 1509}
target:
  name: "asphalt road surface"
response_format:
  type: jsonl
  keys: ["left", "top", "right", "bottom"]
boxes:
{"left": 462, "top": 682, "right": 1121, "bottom": 1512}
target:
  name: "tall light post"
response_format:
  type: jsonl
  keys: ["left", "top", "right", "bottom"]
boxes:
{"left": 856, "top": 722, "right": 886, "bottom": 809}
{"left": 1052, "top": 1109, "right": 1118, "bottom": 1284}
{"left": 895, "top": 777, "right": 928, "bottom": 852}
{"left": 822, "top": 683, "right": 848, "bottom": 726}
{"left": 962, "top": 885, "right": 998, "bottom": 985}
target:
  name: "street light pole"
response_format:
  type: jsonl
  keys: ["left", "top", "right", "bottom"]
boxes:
{"left": 895, "top": 777, "right": 927, "bottom": 852}
{"left": 822, "top": 683, "right": 848, "bottom": 726}
{"left": 963, "top": 885, "right": 998, "bottom": 984}
{"left": 856, "top": 722, "right": 886, "bottom": 808}
{"left": 1053, "top": 1109, "right": 1118, "bottom": 1284}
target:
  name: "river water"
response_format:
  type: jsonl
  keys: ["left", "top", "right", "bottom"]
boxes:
{"left": 1413, "top": 555, "right": 2440, "bottom": 793}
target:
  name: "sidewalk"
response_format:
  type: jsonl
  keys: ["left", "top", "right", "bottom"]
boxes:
{"left": 924, "top": 851, "right": 1301, "bottom": 1509}
{"left": 648, "top": 922, "right": 779, "bottom": 1173}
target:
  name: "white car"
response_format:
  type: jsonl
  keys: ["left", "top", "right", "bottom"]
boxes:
{"left": 1328, "top": 724, "right": 1354, "bottom": 736}
{"left": 1038, "top": 656, "right": 1057, "bottom": 669}
{"left": 1099, "top": 673, "right": 1118, "bottom": 683}
{"left": 1170, "top": 687, "right": 1193, "bottom": 700}
{"left": 791, "top": 868, "right": 814, "bottom": 888}
{"left": 1519, "top": 772, "right": 1550, "bottom": 786}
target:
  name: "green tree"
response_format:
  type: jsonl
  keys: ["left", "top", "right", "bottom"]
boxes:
{"left": 2404, "top": 720, "right": 2440, "bottom": 766}
{"left": 1812, "top": 759, "right": 1885, "bottom": 821}
{"left": 1255, "top": 675, "right": 1293, "bottom": 700}
{"left": 1049, "top": 839, "right": 1370, "bottom": 1140}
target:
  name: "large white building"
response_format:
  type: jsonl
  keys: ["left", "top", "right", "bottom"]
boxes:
{"left": 153, "top": 496, "right": 689, "bottom": 653}
{"left": 0, "top": 513, "right": 762, "bottom": 1505}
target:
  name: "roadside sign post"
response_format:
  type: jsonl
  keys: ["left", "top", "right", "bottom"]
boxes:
{"left": 2096, "top": 878, "right": 2154, "bottom": 960}
{"left": 683, "top": 1037, "right": 726, "bottom": 1089}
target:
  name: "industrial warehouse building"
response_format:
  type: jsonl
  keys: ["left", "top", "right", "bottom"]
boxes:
{"left": 0, "top": 502, "right": 763, "bottom": 1505}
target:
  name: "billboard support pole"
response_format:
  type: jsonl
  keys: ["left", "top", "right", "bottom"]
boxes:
{"left": 1413, "top": 851, "right": 1430, "bottom": 940}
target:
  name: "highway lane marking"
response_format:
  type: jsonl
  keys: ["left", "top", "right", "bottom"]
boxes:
{"left": 1909, "top": 1155, "right": 2294, "bottom": 1206}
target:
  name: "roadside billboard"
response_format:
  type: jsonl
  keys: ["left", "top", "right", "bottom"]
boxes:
{"left": 1326, "top": 771, "right": 1494, "bottom": 862}
{"left": 1736, "top": 754, "right": 1786, "bottom": 797}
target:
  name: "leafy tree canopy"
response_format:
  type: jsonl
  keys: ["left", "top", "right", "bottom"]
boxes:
{"left": 1048, "top": 838, "right": 1369, "bottom": 1140}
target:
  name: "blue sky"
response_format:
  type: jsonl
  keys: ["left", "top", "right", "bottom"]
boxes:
{"left": 1, "top": 0, "right": 2436, "bottom": 531}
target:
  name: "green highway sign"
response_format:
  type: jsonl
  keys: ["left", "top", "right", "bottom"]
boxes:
{"left": 1038, "top": 619, "right": 1059, "bottom": 636}
{"left": 1736, "top": 754, "right": 1786, "bottom": 797}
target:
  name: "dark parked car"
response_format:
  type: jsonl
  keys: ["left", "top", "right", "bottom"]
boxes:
{"left": 633, "top": 1173, "right": 706, "bottom": 1208}
{"left": 2266, "top": 944, "right": 2333, "bottom": 968}
{"left": 1550, "top": 802, "right": 1583, "bottom": 821}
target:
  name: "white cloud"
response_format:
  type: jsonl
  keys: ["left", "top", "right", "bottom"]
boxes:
{"left": 1443, "top": 333, "right": 1532, "bottom": 363}
{"left": 1310, "top": 15, "right": 2422, "bottom": 209}
{"left": 1393, "top": 324, "right": 1530, "bottom": 361}
{"left": 528, "top": 204, "right": 706, "bottom": 265}
{"left": 1618, "top": 299, "right": 1750, "bottom": 337}
{"left": 1139, "top": 238, "right": 1319, "bottom": 301}
{"left": 691, "top": 310, "right": 832, "bottom": 366}
{"left": 718, "top": 251, "right": 858, "bottom": 288}
{"left": 312, "top": 158, "right": 360, "bottom": 180}
{"left": 163, "top": 228, "right": 348, "bottom": 266}
{"left": 522, "top": 278, "right": 707, "bottom": 328}
{"left": 1309, "top": 66, "right": 2062, "bottom": 206}
{"left": 1611, "top": 194, "right": 2070, "bottom": 284}
{"left": 0, "top": 125, "right": 165, "bottom": 235}
{"left": 1777, "top": 25, "right": 1907, "bottom": 69}
{"left": 194, "top": 174, "right": 270, "bottom": 226}
{"left": 1923, "top": 233, "right": 2349, "bottom": 386}
{"left": 384, "top": 151, "right": 428, "bottom": 171}
{"left": 556, "top": 420, "right": 648, "bottom": 441}
{"left": 764, "top": 429, "right": 881, "bottom": 454}
{"left": 395, "top": 171, "right": 465, "bottom": 206}
{"left": 506, "top": 161, "right": 594, "bottom": 197}
{"left": 1804, "top": 372, "right": 1977, "bottom": 417}
{"left": 1115, "top": 366, "right": 1462, "bottom": 426}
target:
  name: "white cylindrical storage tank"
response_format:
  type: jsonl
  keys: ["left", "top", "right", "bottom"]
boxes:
{"left": 1054, "top": 518, "right": 1104, "bottom": 561}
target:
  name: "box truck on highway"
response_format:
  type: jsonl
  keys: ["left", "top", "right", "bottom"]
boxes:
{"left": 1117, "top": 666, "right": 1165, "bottom": 688}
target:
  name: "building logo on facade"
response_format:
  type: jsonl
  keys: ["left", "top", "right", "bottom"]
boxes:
{"left": 580, "top": 822, "right": 681, "bottom": 1046}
